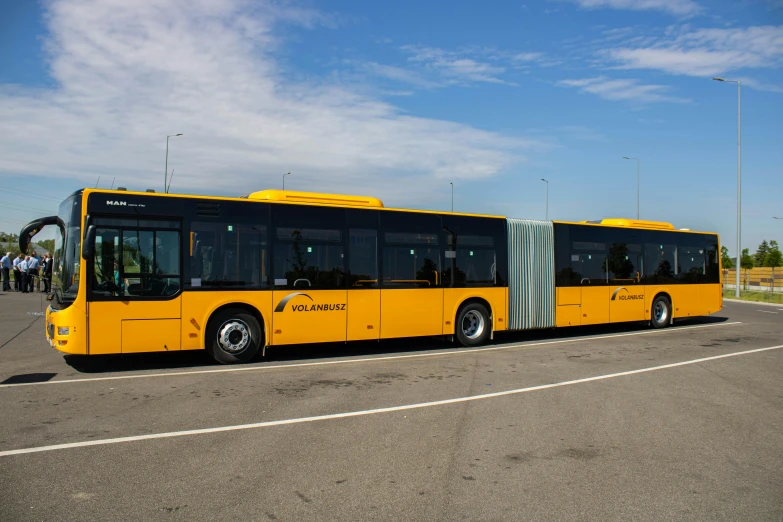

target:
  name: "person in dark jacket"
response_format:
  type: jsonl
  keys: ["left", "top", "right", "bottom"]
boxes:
{"left": 42, "top": 254, "right": 53, "bottom": 293}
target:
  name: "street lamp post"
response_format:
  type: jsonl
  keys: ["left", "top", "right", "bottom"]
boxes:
{"left": 540, "top": 178, "right": 548, "bottom": 220}
{"left": 450, "top": 182, "right": 453, "bottom": 212}
{"left": 283, "top": 172, "right": 291, "bottom": 190}
{"left": 713, "top": 77, "right": 741, "bottom": 298}
{"left": 165, "top": 133, "right": 183, "bottom": 193}
{"left": 622, "top": 156, "right": 640, "bottom": 219}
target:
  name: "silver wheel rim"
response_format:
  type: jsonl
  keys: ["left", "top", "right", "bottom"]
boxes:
{"left": 654, "top": 301, "right": 668, "bottom": 323}
{"left": 217, "top": 319, "right": 251, "bottom": 354}
{"left": 462, "top": 310, "right": 485, "bottom": 340}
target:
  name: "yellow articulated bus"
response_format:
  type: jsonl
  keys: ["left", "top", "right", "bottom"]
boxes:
{"left": 21, "top": 188, "right": 722, "bottom": 364}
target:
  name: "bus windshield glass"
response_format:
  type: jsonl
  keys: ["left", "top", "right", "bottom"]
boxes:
{"left": 52, "top": 192, "right": 82, "bottom": 309}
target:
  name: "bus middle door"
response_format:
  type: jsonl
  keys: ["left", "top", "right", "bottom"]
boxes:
{"left": 270, "top": 217, "right": 348, "bottom": 346}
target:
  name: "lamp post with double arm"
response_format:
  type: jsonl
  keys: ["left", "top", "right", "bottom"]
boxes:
{"left": 713, "top": 77, "right": 741, "bottom": 297}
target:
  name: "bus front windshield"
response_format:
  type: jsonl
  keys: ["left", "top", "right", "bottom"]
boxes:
{"left": 52, "top": 192, "right": 83, "bottom": 309}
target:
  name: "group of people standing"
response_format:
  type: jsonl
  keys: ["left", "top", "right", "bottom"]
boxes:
{"left": 0, "top": 252, "right": 53, "bottom": 293}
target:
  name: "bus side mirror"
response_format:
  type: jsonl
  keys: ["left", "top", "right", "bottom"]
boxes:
{"left": 82, "top": 225, "right": 96, "bottom": 259}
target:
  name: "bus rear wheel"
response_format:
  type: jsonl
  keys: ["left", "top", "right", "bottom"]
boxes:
{"left": 455, "top": 303, "right": 491, "bottom": 347}
{"left": 651, "top": 295, "right": 671, "bottom": 329}
{"left": 207, "top": 308, "right": 262, "bottom": 364}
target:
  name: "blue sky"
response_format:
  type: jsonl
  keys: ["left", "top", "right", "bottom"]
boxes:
{"left": 1, "top": 0, "right": 781, "bottom": 255}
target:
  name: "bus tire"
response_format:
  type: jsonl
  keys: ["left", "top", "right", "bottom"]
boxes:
{"left": 455, "top": 302, "right": 491, "bottom": 347}
{"left": 207, "top": 308, "right": 262, "bottom": 364}
{"left": 651, "top": 295, "right": 671, "bottom": 329}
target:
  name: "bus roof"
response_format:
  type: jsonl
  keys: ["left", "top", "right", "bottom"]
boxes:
{"left": 79, "top": 188, "right": 717, "bottom": 234}
{"left": 247, "top": 189, "right": 384, "bottom": 208}
{"left": 579, "top": 218, "right": 674, "bottom": 230}
{"left": 553, "top": 218, "right": 717, "bottom": 235}
{"left": 81, "top": 188, "right": 506, "bottom": 219}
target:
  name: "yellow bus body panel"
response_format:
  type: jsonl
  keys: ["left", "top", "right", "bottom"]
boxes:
{"left": 554, "top": 283, "right": 723, "bottom": 329}
{"left": 380, "top": 289, "right": 443, "bottom": 339}
{"left": 609, "top": 285, "right": 646, "bottom": 323}
{"left": 271, "top": 290, "right": 347, "bottom": 345}
{"left": 580, "top": 287, "right": 609, "bottom": 325}
{"left": 555, "top": 288, "right": 581, "bottom": 327}
{"left": 122, "top": 319, "right": 181, "bottom": 353}
{"left": 88, "top": 299, "right": 181, "bottom": 355}
{"left": 347, "top": 290, "right": 381, "bottom": 341}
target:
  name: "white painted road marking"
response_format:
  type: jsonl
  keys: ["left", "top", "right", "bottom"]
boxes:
{"left": 1, "top": 342, "right": 779, "bottom": 458}
{"left": 0, "top": 321, "right": 742, "bottom": 389}
{"left": 756, "top": 310, "right": 778, "bottom": 314}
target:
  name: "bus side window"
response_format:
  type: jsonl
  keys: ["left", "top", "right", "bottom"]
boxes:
{"left": 607, "top": 242, "right": 642, "bottom": 284}
{"left": 380, "top": 211, "right": 441, "bottom": 289}
{"left": 272, "top": 205, "right": 345, "bottom": 290}
{"left": 644, "top": 242, "right": 676, "bottom": 284}
{"left": 677, "top": 244, "right": 706, "bottom": 283}
{"left": 189, "top": 223, "right": 267, "bottom": 289}
{"left": 348, "top": 228, "right": 378, "bottom": 288}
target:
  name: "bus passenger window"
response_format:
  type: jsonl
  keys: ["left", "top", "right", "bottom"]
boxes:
{"left": 677, "top": 245, "right": 706, "bottom": 283}
{"left": 607, "top": 242, "right": 642, "bottom": 284}
{"left": 382, "top": 247, "right": 440, "bottom": 288}
{"left": 645, "top": 243, "right": 676, "bottom": 284}
{"left": 273, "top": 228, "right": 344, "bottom": 289}
{"left": 572, "top": 242, "right": 607, "bottom": 285}
{"left": 189, "top": 222, "right": 267, "bottom": 289}
{"left": 349, "top": 229, "right": 377, "bottom": 288}
{"left": 444, "top": 235, "right": 495, "bottom": 287}
{"left": 704, "top": 238, "right": 720, "bottom": 284}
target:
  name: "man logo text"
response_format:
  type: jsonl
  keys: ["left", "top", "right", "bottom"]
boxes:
{"left": 106, "top": 200, "right": 127, "bottom": 206}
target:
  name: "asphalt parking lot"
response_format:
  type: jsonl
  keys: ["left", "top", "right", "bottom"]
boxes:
{"left": 0, "top": 291, "right": 781, "bottom": 521}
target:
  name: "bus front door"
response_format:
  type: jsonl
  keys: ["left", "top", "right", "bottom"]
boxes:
{"left": 88, "top": 226, "right": 183, "bottom": 355}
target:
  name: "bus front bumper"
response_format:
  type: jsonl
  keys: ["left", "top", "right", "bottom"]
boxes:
{"left": 46, "top": 304, "right": 87, "bottom": 355}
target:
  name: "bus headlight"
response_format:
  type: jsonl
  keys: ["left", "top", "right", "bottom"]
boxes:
{"left": 57, "top": 327, "right": 70, "bottom": 335}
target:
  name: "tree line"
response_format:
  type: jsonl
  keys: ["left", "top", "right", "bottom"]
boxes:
{"left": 0, "top": 232, "right": 54, "bottom": 256}
{"left": 721, "top": 239, "right": 783, "bottom": 270}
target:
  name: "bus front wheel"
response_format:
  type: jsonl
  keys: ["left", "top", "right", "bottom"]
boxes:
{"left": 455, "top": 303, "right": 491, "bottom": 347}
{"left": 650, "top": 295, "right": 671, "bottom": 329}
{"left": 207, "top": 308, "right": 262, "bottom": 364}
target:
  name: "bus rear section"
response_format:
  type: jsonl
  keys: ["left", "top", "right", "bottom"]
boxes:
{"left": 503, "top": 219, "right": 722, "bottom": 333}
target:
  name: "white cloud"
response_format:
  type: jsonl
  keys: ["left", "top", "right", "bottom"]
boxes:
{"left": 356, "top": 45, "right": 547, "bottom": 88}
{"left": 513, "top": 52, "right": 545, "bottom": 62}
{"left": 735, "top": 77, "right": 783, "bottom": 93}
{"left": 605, "top": 25, "right": 783, "bottom": 77}
{"left": 400, "top": 45, "right": 512, "bottom": 85}
{"left": 360, "top": 62, "right": 441, "bottom": 88}
{"left": 0, "top": 0, "right": 547, "bottom": 208}
{"left": 562, "top": 0, "right": 703, "bottom": 16}
{"left": 557, "top": 76, "right": 691, "bottom": 103}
